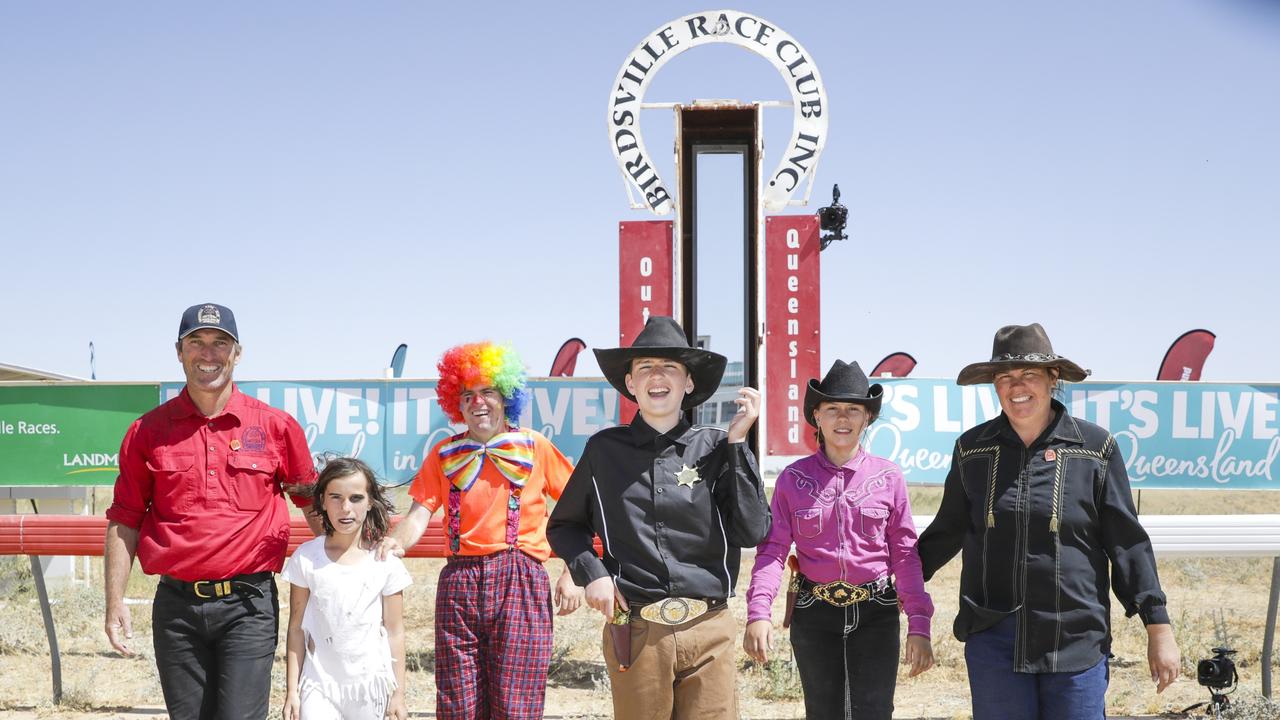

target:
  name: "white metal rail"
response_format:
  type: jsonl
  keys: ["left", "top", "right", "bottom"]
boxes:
{"left": 914, "top": 513, "right": 1280, "bottom": 698}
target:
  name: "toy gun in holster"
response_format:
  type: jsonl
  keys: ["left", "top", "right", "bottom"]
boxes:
{"left": 609, "top": 604, "right": 632, "bottom": 672}
{"left": 782, "top": 555, "right": 800, "bottom": 629}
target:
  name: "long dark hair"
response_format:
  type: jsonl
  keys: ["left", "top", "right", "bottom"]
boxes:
{"left": 311, "top": 457, "right": 396, "bottom": 543}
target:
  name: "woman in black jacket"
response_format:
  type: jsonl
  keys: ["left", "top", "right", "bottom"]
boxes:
{"left": 917, "top": 323, "right": 1180, "bottom": 720}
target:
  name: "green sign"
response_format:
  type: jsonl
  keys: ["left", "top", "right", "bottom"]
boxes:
{"left": 0, "top": 383, "right": 159, "bottom": 486}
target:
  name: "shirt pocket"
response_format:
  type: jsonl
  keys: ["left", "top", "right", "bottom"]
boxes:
{"left": 858, "top": 507, "right": 890, "bottom": 540}
{"left": 146, "top": 452, "right": 195, "bottom": 514}
{"left": 792, "top": 506, "right": 824, "bottom": 539}
{"left": 228, "top": 453, "right": 279, "bottom": 511}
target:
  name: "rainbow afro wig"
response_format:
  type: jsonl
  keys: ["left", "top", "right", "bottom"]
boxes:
{"left": 436, "top": 342, "right": 529, "bottom": 425}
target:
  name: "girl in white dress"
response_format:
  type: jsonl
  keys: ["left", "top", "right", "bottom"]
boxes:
{"left": 283, "top": 458, "right": 411, "bottom": 720}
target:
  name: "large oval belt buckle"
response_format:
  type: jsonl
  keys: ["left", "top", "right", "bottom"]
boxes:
{"left": 812, "top": 581, "right": 869, "bottom": 607}
{"left": 640, "top": 598, "right": 708, "bottom": 626}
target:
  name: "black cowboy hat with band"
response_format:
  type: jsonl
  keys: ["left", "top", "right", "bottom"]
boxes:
{"left": 804, "top": 359, "right": 883, "bottom": 427}
{"left": 594, "top": 316, "right": 727, "bottom": 410}
{"left": 956, "top": 322, "right": 1090, "bottom": 386}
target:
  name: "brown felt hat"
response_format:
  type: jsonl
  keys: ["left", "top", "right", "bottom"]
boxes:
{"left": 956, "top": 323, "right": 1089, "bottom": 386}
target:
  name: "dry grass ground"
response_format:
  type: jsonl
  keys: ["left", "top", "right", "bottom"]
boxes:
{"left": 1, "top": 488, "right": 1278, "bottom": 719}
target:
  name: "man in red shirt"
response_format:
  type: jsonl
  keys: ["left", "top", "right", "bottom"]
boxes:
{"left": 103, "top": 303, "right": 321, "bottom": 720}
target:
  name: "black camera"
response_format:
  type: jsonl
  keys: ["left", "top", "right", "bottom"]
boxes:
{"left": 1196, "top": 647, "right": 1237, "bottom": 690}
{"left": 817, "top": 185, "right": 848, "bottom": 251}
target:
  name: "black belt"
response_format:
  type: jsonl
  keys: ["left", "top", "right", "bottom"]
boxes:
{"left": 798, "top": 575, "right": 895, "bottom": 607}
{"left": 630, "top": 597, "right": 727, "bottom": 613}
{"left": 159, "top": 572, "right": 273, "bottom": 601}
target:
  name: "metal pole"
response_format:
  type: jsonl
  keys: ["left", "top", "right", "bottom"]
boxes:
{"left": 1263, "top": 557, "right": 1279, "bottom": 700}
{"left": 29, "top": 555, "right": 63, "bottom": 704}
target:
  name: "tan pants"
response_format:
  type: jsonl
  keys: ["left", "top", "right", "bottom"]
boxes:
{"left": 602, "top": 606, "right": 739, "bottom": 720}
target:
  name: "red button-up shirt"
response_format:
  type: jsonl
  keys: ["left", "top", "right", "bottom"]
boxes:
{"left": 105, "top": 386, "right": 317, "bottom": 581}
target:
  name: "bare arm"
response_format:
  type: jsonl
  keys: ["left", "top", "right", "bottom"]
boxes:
{"left": 383, "top": 592, "right": 408, "bottom": 720}
{"left": 554, "top": 561, "right": 584, "bottom": 616}
{"left": 103, "top": 521, "right": 139, "bottom": 655}
{"left": 724, "top": 386, "right": 761, "bottom": 444}
{"left": 376, "top": 501, "right": 433, "bottom": 560}
{"left": 283, "top": 583, "right": 309, "bottom": 720}
{"left": 1147, "top": 623, "right": 1180, "bottom": 693}
{"left": 903, "top": 635, "right": 935, "bottom": 678}
{"left": 743, "top": 619, "right": 773, "bottom": 663}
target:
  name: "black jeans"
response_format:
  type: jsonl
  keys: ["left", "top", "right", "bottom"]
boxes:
{"left": 152, "top": 577, "right": 279, "bottom": 720}
{"left": 789, "top": 592, "right": 901, "bottom": 720}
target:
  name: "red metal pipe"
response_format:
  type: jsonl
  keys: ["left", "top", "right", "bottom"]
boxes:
{"left": 0, "top": 514, "right": 451, "bottom": 558}
{"left": 0, "top": 514, "right": 599, "bottom": 558}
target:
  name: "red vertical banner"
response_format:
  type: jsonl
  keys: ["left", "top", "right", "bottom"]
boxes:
{"left": 1157, "top": 329, "right": 1216, "bottom": 381}
{"left": 618, "top": 221, "right": 674, "bottom": 424}
{"left": 764, "top": 215, "right": 821, "bottom": 456}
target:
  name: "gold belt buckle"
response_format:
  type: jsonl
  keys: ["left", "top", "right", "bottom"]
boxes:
{"left": 192, "top": 580, "right": 232, "bottom": 599}
{"left": 639, "top": 598, "right": 709, "bottom": 626}
{"left": 811, "top": 580, "right": 870, "bottom": 607}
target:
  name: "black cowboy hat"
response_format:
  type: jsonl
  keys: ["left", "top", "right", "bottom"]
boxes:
{"left": 956, "top": 323, "right": 1090, "bottom": 386}
{"left": 594, "top": 316, "right": 727, "bottom": 410}
{"left": 803, "top": 359, "right": 883, "bottom": 427}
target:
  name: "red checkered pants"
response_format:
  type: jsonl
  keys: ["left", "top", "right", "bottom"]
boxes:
{"left": 434, "top": 549, "right": 553, "bottom": 720}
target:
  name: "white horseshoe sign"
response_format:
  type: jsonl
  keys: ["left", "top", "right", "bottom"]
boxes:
{"left": 608, "top": 10, "right": 829, "bottom": 216}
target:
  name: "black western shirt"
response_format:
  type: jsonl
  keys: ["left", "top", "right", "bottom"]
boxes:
{"left": 547, "top": 415, "right": 771, "bottom": 604}
{"left": 917, "top": 400, "right": 1169, "bottom": 673}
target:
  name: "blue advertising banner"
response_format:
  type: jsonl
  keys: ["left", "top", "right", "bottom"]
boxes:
{"left": 161, "top": 379, "right": 620, "bottom": 485}
{"left": 137, "top": 377, "right": 1279, "bottom": 489}
{"left": 865, "top": 379, "right": 1280, "bottom": 489}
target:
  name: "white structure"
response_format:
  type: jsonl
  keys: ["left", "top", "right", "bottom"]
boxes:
{"left": 1, "top": 362, "right": 92, "bottom": 587}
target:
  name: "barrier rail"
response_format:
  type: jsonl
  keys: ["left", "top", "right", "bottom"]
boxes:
{"left": 0, "top": 514, "right": 452, "bottom": 557}
{"left": 3, "top": 514, "right": 1278, "bottom": 704}
{"left": 4, "top": 513, "right": 459, "bottom": 705}
{"left": 913, "top": 513, "right": 1280, "bottom": 698}
{"left": 907, "top": 514, "right": 1280, "bottom": 557}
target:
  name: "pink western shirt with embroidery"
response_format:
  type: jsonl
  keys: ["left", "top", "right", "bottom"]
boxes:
{"left": 746, "top": 448, "right": 934, "bottom": 637}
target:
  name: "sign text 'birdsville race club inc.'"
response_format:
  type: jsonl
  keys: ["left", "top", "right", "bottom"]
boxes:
{"left": 3, "top": 380, "right": 1279, "bottom": 490}
{"left": 609, "top": 9, "right": 828, "bottom": 215}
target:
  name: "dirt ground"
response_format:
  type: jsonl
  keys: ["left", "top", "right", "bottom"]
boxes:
{"left": 2, "top": 489, "right": 1279, "bottom": 719}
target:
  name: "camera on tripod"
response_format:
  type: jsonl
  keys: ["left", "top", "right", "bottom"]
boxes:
{"left": 1196, "top": 646, "right": 1238, "bottom": 690}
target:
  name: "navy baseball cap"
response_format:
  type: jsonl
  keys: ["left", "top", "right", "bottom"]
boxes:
{"left": 178, "top": 303, "right": 239, "bottom": 342}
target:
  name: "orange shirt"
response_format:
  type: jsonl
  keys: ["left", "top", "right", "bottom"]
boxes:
{"left": 409, "top": 429, "right": 572, "bottom": 561}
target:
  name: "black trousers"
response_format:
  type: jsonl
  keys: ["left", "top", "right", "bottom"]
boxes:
{"left": 152, "top": 578, "right": 279, "bottom": 720}
{"left": 788, "top": 592, "right": 901, "bottom": 720}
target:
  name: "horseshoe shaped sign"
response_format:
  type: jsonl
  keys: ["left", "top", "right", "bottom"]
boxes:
{"left": 608, "top": 10, "right": 829, "bottom": 216}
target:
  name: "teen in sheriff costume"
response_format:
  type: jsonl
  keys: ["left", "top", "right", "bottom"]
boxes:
{"left": 547, "top": 316, "right": 771, "bottom": 720}
{"left": 380, "top": 342, "right": 582, "bottom": 720}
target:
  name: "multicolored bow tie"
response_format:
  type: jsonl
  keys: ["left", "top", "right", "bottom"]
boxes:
{"left": 439, "top": 431, "right": 535, "bottom": 491}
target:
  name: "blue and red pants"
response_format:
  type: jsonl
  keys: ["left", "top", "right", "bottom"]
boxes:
{"left": 434, "top": 549, "right": 553, "bottom": 720}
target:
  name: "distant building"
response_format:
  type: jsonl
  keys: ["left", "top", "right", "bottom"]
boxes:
{"left": 696, "top": 360, "right": 743, "bottom": 429}
{"left": 0, "top": 363, "right": 82, "bottom": 382}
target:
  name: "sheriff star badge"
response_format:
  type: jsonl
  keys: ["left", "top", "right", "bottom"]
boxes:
{"left": 675, "top": 464, "right": 701, "bottom": 487}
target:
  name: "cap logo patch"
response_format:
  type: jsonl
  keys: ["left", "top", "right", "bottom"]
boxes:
{"left": 197, "top": 305, "right": 221, "bottom": 325}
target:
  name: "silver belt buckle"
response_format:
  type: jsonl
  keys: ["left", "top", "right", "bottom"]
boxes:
{"left": 639, "top": 597, "right": 709, "bottom": 626}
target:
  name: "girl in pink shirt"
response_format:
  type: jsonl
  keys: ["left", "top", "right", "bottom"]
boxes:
{"left": 744, "top": 360, "right": 934, "bottom": 720}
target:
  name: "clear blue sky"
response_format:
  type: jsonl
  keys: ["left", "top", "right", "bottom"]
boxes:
{"left": 3, "top": 2, "right": 1277, "bottom": 384}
